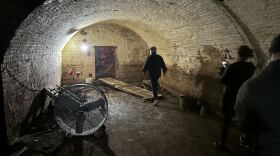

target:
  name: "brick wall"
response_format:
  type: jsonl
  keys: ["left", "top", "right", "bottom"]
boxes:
{"left": 61, "top": 23, "right": 149, "bottom": 84}
{"left": 2, "top": 28, "right": 61, "bottom": 142}
{"left": 224, "top": 0, "right": 280, "bottom": 63}
{"left": 2, "top": 0, "right": 280, "bottom": 142}
{"left": 2, "top": 3, "right": 66, "bottom": 142}
{"left": 0, "top": 0, "right": 45, "bottom": 149}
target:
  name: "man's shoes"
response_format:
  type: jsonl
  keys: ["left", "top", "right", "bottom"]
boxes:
{"left": 240, "top": 134, "right": 250, "bottom": 149}
{"left": 213, "top": 140, "right": 226, "bottom": 150}
{"left": 153, "top": 99, "right": 159, "bottom": 106}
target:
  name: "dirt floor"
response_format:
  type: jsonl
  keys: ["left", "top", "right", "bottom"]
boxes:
{"left": 21, "top": 84, "right": 247, "bottom": 156}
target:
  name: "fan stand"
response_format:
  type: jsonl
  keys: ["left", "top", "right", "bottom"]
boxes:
{"left": 75, "top": 111, "right": 106, "bottom": 137}
{"left": 76, "top": 111, "right": 85, "bottom": 134}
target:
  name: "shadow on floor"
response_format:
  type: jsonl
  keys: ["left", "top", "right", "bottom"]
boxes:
{"left": 52, "top": 131, "right": 116, "bottom": 156}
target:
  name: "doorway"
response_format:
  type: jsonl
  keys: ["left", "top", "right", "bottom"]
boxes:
{"left": 94, "top": 46, "right": 117, "bottom": 78}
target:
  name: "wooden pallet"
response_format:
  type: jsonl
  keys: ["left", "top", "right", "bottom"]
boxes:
{"left": 99, "top": 78, "right": 162, "bottom": 100}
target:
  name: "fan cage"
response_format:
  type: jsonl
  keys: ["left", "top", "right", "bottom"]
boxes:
{"left": 54, "top": 83, "right": 108, "bottom": 136}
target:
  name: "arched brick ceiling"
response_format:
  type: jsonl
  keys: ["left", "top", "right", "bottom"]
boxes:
{"left": 1, "top": 1, "right": 244, "bottom": 141}
{"left": 4, "top": 0, "right": 248, "bottom": 78}
{"left": 4, "top": 0, "right": 280, "bottom": 142}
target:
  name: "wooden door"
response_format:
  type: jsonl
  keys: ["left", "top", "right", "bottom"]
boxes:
{"left": 94, "top": 46, "right": 117, "bottom": 78}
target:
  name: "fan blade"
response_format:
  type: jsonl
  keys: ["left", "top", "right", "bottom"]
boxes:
{"left": 84, "top": 116, "right": 96, "bottom": 129}
{"left": 79, "top": 98, "right": 105, "bottom": 112}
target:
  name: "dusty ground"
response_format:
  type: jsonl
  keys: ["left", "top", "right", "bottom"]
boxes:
{"left": 22, "top": 86, "right": 245, "bottom": 156}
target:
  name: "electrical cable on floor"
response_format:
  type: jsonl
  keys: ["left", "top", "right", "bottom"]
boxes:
{"left": 1, "top": 64, "right": 42, "bottom": 92}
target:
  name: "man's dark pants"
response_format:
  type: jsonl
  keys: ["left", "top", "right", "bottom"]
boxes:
{"left": 150, "top": 77, "right": 159, "bottom": 100}
{"left": 221, "top": 111, "right": 233, "bottom": 145}
{"left": 221, "top": 93, "right": 235, "bottom": 145}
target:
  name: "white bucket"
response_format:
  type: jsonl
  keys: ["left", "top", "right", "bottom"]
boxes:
{"left": 85, "top": 78, "right": 93, "bottom": 84}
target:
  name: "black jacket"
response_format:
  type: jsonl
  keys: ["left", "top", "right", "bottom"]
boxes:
{"left": 235, "top": 60, "right": 280, "bottom": 156}
{"left": 143, "top": 53, "right": 167, "bottom": 79}
{"left": 221, "top": 61, "right": 255, "bottom": 113}
{"left": 221, "top": 61, "right": 255, "bottom": 95}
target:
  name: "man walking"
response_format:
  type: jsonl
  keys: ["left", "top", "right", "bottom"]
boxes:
{"left": 143, "top": 46, "right": 167, "bottom": 106}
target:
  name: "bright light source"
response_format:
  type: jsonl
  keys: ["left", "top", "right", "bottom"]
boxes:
{"left": 81, "top": 43, "right": 89, "bottom": 52}
{"left": 222, "top": 61, "right": 227, "bottom": 66}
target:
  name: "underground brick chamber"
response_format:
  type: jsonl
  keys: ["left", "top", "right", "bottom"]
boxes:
{"left": 1, "top": 0, "right": 280, "bottom": 155}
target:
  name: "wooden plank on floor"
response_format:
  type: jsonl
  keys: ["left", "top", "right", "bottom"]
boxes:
{"left": 99, "top": 78, "right": 162, "bottom": 100}
{"left": 98, "top": 78, "right": 128, "bottom": 87}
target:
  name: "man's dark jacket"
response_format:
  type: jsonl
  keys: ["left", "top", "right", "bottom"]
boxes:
{"left": 143, "top": 53, "right": 167, "bottom": 79}
{"left": 221, "top": 61, "right": 255, "bottom": 114}
{"left": 235, "top": 60, "right": 280, "bottom": 156}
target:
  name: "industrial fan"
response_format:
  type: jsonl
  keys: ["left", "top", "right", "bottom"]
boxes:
{"left": 46, "top": 84, "right": 108, "bottom": 136}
